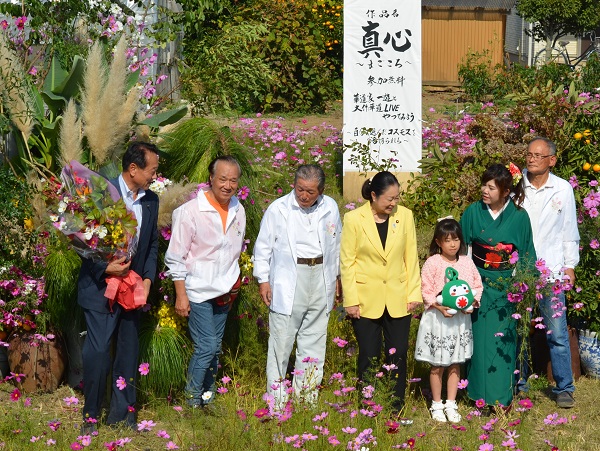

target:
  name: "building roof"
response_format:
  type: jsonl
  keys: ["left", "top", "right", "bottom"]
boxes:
{"left": 422, "top": 0, "right": 516, "bottom": 11}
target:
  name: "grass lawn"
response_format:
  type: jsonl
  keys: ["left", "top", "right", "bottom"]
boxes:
{"left": 1, "top": 369, "right": 599, "bottom": 450}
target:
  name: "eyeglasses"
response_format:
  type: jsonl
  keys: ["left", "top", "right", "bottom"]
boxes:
{"left": 525, "top": 153, "right": 553, "bottom": 161}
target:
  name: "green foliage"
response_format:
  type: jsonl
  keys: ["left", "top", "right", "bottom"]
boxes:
{"left": 0, "top": 167, "right": 38, "bottom": 269}
{"left": 516, "top": 0, "right": 600, "bottom": 45}
{"left": 242, "top": 0, "right": 340, "bottom": 112}
{"left": 579, "top": 52, "right": 600, "bottom": 93}
{"left": 180, "top": 23, "right": 276, "bottom": 114}
{"left": 179, "top": 0, "right": 342, "bottom": 113}
{"left": 43, "top": 245, "right": 82, "bottom": 333}
{"left": 458, "top": 49, "right": 496, "bottom": 102}
{"left": 138, "top": 315, "right": 193, "bottom": 400}
{"left": 0, "top": 0, "right": 96, "bottom": 69}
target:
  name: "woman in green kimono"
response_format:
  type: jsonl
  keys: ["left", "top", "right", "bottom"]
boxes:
{"left": 460, "top": 163, "right": 536, "bottom": 408}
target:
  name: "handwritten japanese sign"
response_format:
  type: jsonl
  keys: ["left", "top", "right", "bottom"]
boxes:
{"left": 343, "top": 0, "right": 422, "bottom": 173}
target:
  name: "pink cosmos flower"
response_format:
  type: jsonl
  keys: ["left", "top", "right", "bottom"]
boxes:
{"left": 302, "top": 356, "right": 318, "bottom": 363}
{"left": 160, "top": 226, "right": 171, "bottom": 240}
{"left": 10, "top": 388, "right": 21, "bottom": 402}
{"left": 137, "top": 419, "right": 157, "bottom": 432}
{"left": 70, "top": 443, "right": 83, "bottom": 450}
{"left": 518, "top": 398, "right": 533, "bottom": 410}
{"left": 237, "top": 186, "right": 250, "bottom": 200}
{"left": 457, "top": 379, "right": 468, "bottom": 389}
{"left": 388, "top": 347, "right": 396, "bottom": 355}
{"left": 590, "top": 239, "right": 599, "bottom": 249}
{"left": 333, "top": 336, "right": 348, "bottom": 348}
{"left": 254, "top": 408, "right": 269, "bottom": 418}
{"left": 172, "top": 406, "right": 183, "bottom": 412}
{"left": 475, "top": 398, "right": 486, "bottom": 408}
{"left": 116, "top": 376, "right": 127, "bottom": 390}
{"left": 166, "top": 442, "right": 179, "bottom": 450}
{"left": 1, "top": 20, "right": 8, "bottom": 29}
{"left": 217, "top": 387, "right": 228, "bottom": 394}
{"left": 221, "top": 376, "right": 232, "bottom": 384}
{"left": 15, "top": 16, "right": 27, "bottom": 30}
{"left": 138, "top": 362, "right": 150, "bottom": 375}
{"left": 157, "top": 430, "right": 170, "bottom": 438}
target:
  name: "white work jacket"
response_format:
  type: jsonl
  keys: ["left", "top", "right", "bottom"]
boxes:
{"left": 253, "top": 191, "right": 342, "bottom": 315}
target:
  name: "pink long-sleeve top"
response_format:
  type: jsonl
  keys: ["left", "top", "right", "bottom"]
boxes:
{"left": 420, "top": 253, "right": 483, "bottom": 309}
{"left": 164, "top": 190, "right": 246, "bottom": 303}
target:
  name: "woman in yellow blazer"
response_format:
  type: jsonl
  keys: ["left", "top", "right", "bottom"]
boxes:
{"left": 340, "top": 171, "right": 422, "bottom": 414}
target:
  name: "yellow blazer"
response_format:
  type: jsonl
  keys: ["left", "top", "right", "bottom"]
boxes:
{"left": 340, "top": 202, "right": 422, "bottom": 319}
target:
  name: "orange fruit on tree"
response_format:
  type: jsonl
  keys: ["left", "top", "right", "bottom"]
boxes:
{"left": 583, "top": 162, "right": 592, "bottom": 171}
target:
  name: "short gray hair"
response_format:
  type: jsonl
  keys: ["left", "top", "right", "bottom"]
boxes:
{"left": 294, "top": 164, "right": 325, "bottom": 191}
{"left": 529, "top": 137, "right": 556, "bottom": 156}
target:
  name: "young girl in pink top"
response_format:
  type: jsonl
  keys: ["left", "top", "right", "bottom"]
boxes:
{"left": 415, "top": 218, "right": 483, "bottom": 422}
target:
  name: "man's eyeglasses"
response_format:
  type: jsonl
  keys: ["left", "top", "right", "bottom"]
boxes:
{"left": 526, "top": 153, "right": 553, "bottom": 161}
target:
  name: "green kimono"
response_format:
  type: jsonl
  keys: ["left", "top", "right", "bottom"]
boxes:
{"left": 460, "top": 200, "right": 536, "bottom": 407}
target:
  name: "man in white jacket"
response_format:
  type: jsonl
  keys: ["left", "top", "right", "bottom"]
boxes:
{"left": 253, "top": 164, "right": 342, "bottom": 411}
{"left": 522, "top": 137, "right": 580, "bottom": 408}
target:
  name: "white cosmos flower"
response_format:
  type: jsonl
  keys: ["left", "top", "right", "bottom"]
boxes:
{"left": 201, "top": 391, "right": 213, "bottom": 401}
{"left": 49, "top": 215, "right": 59, "bottom": 222}
{"left": 97, "top": 225, "right": 108, "bottom": 239}
{"left": 58, "top": 201, "right": 67, "bottom": 213}
{"left": 84, "top": 227, "right": 94, "bottom": 241}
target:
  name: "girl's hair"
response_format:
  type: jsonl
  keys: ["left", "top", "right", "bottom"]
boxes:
{"left": 361, "top": 171, "right": 399, "bottom": 201}
{"left": 481, "top": 163, "right": 525, "bottom": 207}
{"left": 429, "top": 218, "right": 466, "bottom": 258}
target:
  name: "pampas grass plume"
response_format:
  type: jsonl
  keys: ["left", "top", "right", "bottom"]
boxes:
{"left": 81, "top": 41, "right": 107, "bottom": 164}
{"left": 157, "top": 182, "right": 197, "bottom": 229}
{"left": 59, "top": 100, "right": 82, "bottom": 165}
{"left": 0, "top": 31, "right": 34, "bottom": 140}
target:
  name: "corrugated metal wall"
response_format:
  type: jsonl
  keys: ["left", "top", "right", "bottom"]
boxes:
{"left": 423, "top": 10, "right": 505, "bottom": 85}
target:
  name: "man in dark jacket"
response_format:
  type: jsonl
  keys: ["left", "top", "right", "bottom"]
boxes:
{"left": 79, "top": 142, "right": 159, "bottom": 432}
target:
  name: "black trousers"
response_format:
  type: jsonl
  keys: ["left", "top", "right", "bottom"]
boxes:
{"left": 81, "top": 305, "right": 140, "bottom": 426}
{"left": 352, "top": 309, "right": 411, "bottom": 410}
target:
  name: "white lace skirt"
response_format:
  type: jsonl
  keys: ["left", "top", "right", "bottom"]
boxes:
{"left": 414, "top": 308, "right": 473, "bottom": 366}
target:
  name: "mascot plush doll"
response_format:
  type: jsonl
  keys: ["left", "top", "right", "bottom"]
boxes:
{"left": 436, "top": 267, "right": 476, "bottom": 315}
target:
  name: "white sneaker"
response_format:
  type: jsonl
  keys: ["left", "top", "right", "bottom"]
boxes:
{"left": 444, "top": 400, "right": 461, "bottom": 423}
{"left": 430, "top": 401, "right": 447, "bottom": 422}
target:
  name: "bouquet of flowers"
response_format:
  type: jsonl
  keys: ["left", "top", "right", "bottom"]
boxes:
{"left": 45, "top": 161, "right": 138, "bottom": 262}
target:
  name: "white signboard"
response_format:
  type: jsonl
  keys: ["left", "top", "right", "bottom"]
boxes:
{"left": 343, "top": 0, "right": 422, "bottom": 173}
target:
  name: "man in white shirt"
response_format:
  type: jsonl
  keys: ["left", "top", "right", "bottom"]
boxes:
{"left": 522, "top": 137, "right": 580, "bottom": 408}
{"left": 253, "top": 164, "right": 342, "bottom": 412}
{"left": 166, "top": 156, "right": 246, "bottom": 408}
